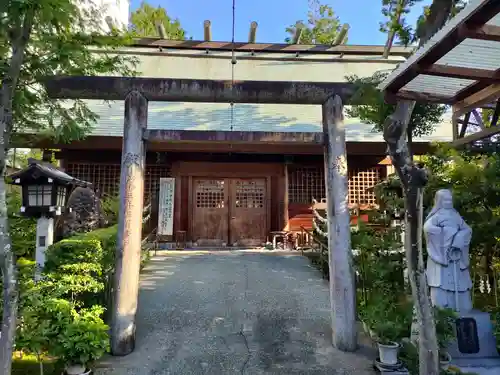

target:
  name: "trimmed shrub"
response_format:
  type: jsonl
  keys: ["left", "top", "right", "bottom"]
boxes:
{"left": 71, "top": 225, "right": 118, "bottom": 272}
{"left": 44, "top": 239, "right": 103, "bottom": 273}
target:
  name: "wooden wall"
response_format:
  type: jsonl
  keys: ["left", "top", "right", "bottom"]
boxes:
{"left": 60, "top": 150, "right": 388, "bottom": 242}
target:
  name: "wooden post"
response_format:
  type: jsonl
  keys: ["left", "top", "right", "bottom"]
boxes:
{"left": 282, "top": 163, "right": 289, "bottom": 231}
{"left": 322, "top": 95, "right": 357, "bottom": 352}
{"left": 111, "top": 90, "right": 147, "bottom": 356}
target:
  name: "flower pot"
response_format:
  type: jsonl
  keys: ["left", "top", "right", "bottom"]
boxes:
{"left": 66, "top": 364, "right": 91, "bottom": 375}
{"left": 377, "top": 341, "right": 399, "bottom": 365}
{"left": 440, "top": 351, "right": 451, "bottom": 371}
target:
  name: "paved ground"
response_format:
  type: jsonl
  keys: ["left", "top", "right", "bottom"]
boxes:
{"left": 96, "top": 250, "right": 376, "bottom": 375}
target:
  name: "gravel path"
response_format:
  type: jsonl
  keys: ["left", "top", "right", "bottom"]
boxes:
{"left": 96, "top": 250, "right": 376, "bottom": 375}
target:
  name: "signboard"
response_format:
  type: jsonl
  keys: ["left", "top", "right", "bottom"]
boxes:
{"left": 158, "top": 178, "right": 175, "bottom": 236}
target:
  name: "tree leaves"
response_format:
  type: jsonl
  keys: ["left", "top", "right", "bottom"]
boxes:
{"left": 130, "top": 1, "right": 186, "bottom": 39}
{"left": 1, "top": 0, "right": 138, "bottom": 144}
{"left": 345, "top": 73, "right": 447, "bottom": 137}
{"left": 285, "top": 0, "right": 346, "bottom": 44}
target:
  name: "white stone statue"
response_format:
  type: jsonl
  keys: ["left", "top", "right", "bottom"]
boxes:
{"left": 423, "top": 189, "right": 473, "bottom": 312}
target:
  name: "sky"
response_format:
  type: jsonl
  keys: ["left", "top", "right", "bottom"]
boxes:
{"left": 129, "top": 0, "right": 432, "bottom": 45}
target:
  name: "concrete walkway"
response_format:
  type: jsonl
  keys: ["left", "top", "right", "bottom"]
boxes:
{"left": 96, "top": 250, "right": 376, "bottom": 375}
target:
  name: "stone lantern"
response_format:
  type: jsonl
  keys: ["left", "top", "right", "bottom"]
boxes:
{"left": 8, "top": 158, "right": 91, "bottom": 278}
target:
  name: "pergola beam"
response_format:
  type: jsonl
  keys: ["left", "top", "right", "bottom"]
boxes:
{"left": 43, "top": 76, "right": 357, "bottom": 105}
{"left": 387, "top": 90, "right": 454, "bottom": 104}
{"left": 129, "top": 38, "right": 411, "bottom": 56}
{"left": 453, "top": 83, "right": 500, "bottom": 118}
{"left": 421, "top": 64, "right": 500, "bottom": 82}
{"left": 458, "top": 112, "right": 472, "bottom": 138}
{"left": 382, "top": 0, "right": 500, "bottom": 95}
{"left": 461, "top": 24, "right": 500, "bottom": 43}
{"left": 450, "top": 124, "right": 500, "bottom": 147}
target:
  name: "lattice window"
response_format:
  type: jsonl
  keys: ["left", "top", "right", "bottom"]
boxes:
{"left": 65, "top": 163, "right": 121, "bottom": 197}
{"left": 195, "top": 179, "right": 225, "bottom": 208}
{"left": 288, "top": 164, "right": 383, "bottom": 206}
{"left": 348, "top": 167, "right": 382, "bottom": 206}
{"left": 65, "top": 162, "right": 171, "bottom": 204}
{"left": 235, "top": 180, "right": 265, "bottom": 208}
{"left": 288, "top": 166, "right": 325, "bottom": 204}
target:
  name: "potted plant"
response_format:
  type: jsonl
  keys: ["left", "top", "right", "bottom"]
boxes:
{"left": 51, "top": 307, "right": 110, "bottom": 375}
{"left": 371, "top": 319, "right": 404, "bottom": 365}
{"left": 434, "top": 307, "right": 457, "bottom": 371}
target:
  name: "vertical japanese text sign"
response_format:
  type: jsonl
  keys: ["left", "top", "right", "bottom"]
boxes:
{"left": 158, "top": 178, "right": 175, "bottom": 236}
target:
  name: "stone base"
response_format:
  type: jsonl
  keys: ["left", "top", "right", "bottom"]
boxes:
{"left": 448, "top": 309, "right": 499, "bottom": 359}
{"left": 373, "top": 361, "right": 409, "bottom": 374}
{"left": 450, "top": 358, "right": 500, "bottom": 375}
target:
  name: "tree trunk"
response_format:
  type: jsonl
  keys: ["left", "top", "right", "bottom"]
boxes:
{"left": 110, "top": 90, "right": 147, "bottom": 356}
{"left": 383, "top": 2, "right": 457, "bottom": 373}
{"left": 382, "top": 1, "right": 404, "bottom": 59}
{"left": 322, "top": 95, "right": 357, "bottom": 351}
{"left": 0, "top": 9, "right": 36, "bottom": 374}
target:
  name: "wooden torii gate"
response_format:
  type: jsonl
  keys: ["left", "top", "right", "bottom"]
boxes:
{"left": 44, "top": 76, "right": 359, "bottom": 355}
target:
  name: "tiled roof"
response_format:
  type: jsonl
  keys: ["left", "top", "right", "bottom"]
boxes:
{"left": 86, "top": 100, "right": 453, "bottom": 143}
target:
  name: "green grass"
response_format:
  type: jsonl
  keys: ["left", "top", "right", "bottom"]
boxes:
{"left": 12, "top": 353, "right": 64, "bottom": 375}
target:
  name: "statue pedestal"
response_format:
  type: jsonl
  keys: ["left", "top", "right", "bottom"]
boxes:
{"left": 448, "top": 310, "right": 500, "bottom": 375}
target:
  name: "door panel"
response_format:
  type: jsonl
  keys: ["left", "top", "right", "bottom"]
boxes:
{"left": 192, "top": 179, "right": 228, "bottom": 246}
{"left": 230, "top": 178, "right": 267, "bottom": 246}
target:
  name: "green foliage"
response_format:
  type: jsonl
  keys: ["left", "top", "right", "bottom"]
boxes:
{"left": 418, "top": 146, "right": 500, "bottom": 257}
{"left": 101, "top": 194, "right": 120, "bottom": 225}
{"left": 414, "top": 1, "right": 467, "bottom": 44}
{"left": 285, "top": 0, "right": 346, "bottom": 44}
{"left": 380, "top": 0, "right": 424, "bottom": 46}
{"left": 362, "top": 295, "right": 411, "bottom": 345}
{"left": 44, "top": 239, "right": 103, "bottom": 273}
{"left": 130, "top": 1, "right": 186, "bottom": 39}
{"left": 71, "top": 225, "right": 118, "bottom": 272}
{"left": 7, "top": 188, "right": 37, "bottom": 258}
{"left": 2, "top": 0, "right": 138, "bottom": 144}
{"left": 16, "top": 227, "right": 118, "bottom": 368}
{"left": 345, "top": 72, "right": 447, "bottom": 137}
{"left": 50, "top": 305, "right": 109, "bottom": 366}
{"left": 12, "top": 354, "right": 63, "bottom": 375}
{"left": 17, "top": 292, "right": 109, "bottom": 368}
{"left": 434, "top": 307, "right": 457, "bottom": 350}
{"left": 42, "top": 226, "right": 117, "bottom": 310}
{"left": 7, "top": 149, "right": 43, "bottom": 169}
{"left": 353, "top": 223, "right": 404, "bottom": 297}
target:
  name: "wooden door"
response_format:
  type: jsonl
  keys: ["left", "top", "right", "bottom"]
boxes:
{"left": 230, "top": 178, "right": 267, "bottom": 247}
{"left": 192, "top": 179, "right": 228, "bottom": 246}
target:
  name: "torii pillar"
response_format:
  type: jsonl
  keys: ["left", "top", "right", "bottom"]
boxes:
{"left": 322, "top": 95, "right": 357, "bottom": 352}
{"left": 110, "top": 90, "right": 147, "bottom": 355}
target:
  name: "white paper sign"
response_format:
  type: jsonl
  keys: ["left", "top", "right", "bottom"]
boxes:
{"left": 158, "top": 178, "right": 175, "bottom": 236}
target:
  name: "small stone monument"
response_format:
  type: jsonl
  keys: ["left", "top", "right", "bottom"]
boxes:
{"left": 424, "top": 189, "right": 500, "bottom": 374}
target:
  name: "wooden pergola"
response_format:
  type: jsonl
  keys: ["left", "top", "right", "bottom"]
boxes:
{"left": 378, "top": 0, "right": 500, "bottom": 147}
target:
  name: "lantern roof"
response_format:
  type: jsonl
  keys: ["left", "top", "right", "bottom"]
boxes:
{"left": 7, "top": 158, "right": 92, "bottom": 188}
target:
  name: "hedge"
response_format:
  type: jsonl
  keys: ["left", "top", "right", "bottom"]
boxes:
{"left": 70, "top": 225, "right": 118, "bottom": 272}
{"left": 44, "top": 239, "right": 103, "bottom": 273}
{"left": 44, "top": 225, "right": 118, "bottom": 316}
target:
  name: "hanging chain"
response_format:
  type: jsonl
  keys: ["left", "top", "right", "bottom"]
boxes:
{"left": 230, "top": 0, "right": 236, "bottom": 132}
